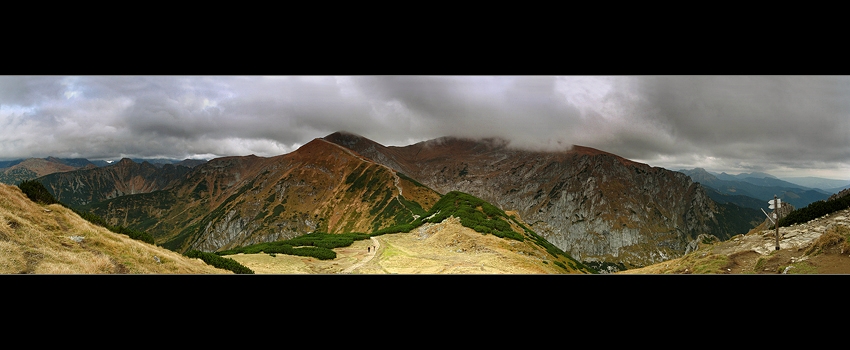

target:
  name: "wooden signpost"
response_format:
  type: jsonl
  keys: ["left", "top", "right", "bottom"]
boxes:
{"left": 768, "top": 195, "right": 782, "bottom": 250}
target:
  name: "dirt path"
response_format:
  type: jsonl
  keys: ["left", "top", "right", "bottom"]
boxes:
{"left": 225, "top": 217, "right": 575, "bottom": 274}
{"left": 340, "top": 237, "right": 379, "bottom": 273}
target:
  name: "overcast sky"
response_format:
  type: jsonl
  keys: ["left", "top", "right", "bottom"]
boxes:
{"left": 1, "top": 75, "right": 848, "bottom": 179}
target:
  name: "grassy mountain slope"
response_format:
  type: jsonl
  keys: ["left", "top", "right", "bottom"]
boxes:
{"left": 0, "top": 183, "right": 229, "bottom": 274}
{"left": 219, "top": 190, "right": 594, "bottom": 274}
{"left": 82, "top": 138, "right": 443, "bottom": 254}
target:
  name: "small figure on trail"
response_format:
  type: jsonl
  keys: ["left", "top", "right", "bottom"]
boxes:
{"left": 368, "top": 246, "right": 371, "bottom": 253}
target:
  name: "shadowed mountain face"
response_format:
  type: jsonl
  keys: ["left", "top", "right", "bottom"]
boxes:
{"left": 1, "top": 156, "right": 206, "bottom": 187}
{"left": 38, "top": 158, "right": 194, "bottom": 207}
{"left": 324, "top": 131, "right": 759, "bottom": 269}
{"left": 81, "top": 138, "right": 442, "bottom": 253}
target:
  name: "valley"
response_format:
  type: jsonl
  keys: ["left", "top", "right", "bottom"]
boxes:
{"left": 225, "top": 216, "right": 580, "bottom": 274}
{"left": 8, "top": 131, "right": 849, "bottom": 274}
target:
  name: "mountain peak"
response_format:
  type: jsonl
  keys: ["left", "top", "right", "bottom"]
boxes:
{"left": 568, "top": 145, "right": 647, "bottom": 168}
{"left": 323, "top": 131, "right": 385, "bottom": 152}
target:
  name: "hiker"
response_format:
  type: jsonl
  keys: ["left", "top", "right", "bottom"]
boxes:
{"left": 368, "top": 246, "right": 370, "bottom": 253}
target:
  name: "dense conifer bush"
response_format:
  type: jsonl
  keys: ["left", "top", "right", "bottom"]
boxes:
{"left": 778, "top": 194, "right": 850, "bottom": 227}
{"left": 217, "top": 232, "right": 372, "bottom": 260}
{"left": 423, "top": 191, "right": 524, "bottom": 241}
{"left": 184, "top": 250, "right": 254, "bottom": 274}
{"left": 17, "top": 180, "right": 59, "bottom": 205}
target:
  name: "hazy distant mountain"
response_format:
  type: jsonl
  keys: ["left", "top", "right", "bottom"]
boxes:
{"left": 0, "top": 159, "right": 25, "bottom": 168}
{"left": 677, "top": 168, "right": 830, "bottom": 208}
{"left": 715, "top": 171, "right": 777, "bottom": 181}
{"left": 126, "top": 158, "right": 208, "bottom": 168}
{"left": 826, "top": 184, "right": 850, "bottom": 194}
{"left": 782, "top": 176, "right": 850, "bottom": 193}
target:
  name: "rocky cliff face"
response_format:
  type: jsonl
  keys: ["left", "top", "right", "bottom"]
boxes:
{"left": 829, "top": 188, "right": 850, "bottom": 202}
{"left": 324, "top": 132, "right": 750, "bottom": 269}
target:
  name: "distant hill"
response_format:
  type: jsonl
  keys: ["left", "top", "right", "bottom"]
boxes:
{"left": 0, "top": 158, "right": 81, "bottom": 185}
{"left": 0, "top": 159, "right": 24, "bottom": 168}
{"left": 128, "top": 158, "right": 208, "bottom": 168}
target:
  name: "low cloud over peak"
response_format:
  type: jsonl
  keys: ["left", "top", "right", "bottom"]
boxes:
{"left": 1, "top": 76, "right": 848, "bottom": 179}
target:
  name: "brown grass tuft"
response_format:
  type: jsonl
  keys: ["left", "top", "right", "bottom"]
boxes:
{"left": 806, "top": 225, "right": 850, "bottom": 256}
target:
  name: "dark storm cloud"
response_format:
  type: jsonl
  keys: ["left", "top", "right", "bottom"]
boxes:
{"left": 347, "top": 76, "right": 585, "bottom": 148}
{"left": 1, "top": 75, "right": 848, "bottom": 179}
{"left": 616, "top": 76, "right": 850, "bottom": 176}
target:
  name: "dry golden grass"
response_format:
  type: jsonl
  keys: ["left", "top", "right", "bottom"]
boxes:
{"left": 225, "top": 216, "right": 585, "bottom": 274}
{"left": 618, "top": 241, "right": 729, "bottom": 274}
{"left": 0, "top": 184, "right": 230, "bottom": 274}
{"left": 805, "top": 225, "right": 850, "bottom": 256}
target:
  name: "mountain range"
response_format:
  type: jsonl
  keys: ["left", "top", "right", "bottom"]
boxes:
{"left": 22, "top": 131, "right": 773, "bottom": 271}
{"left": 323, "top": 132, "right": 761, "bottom": 270}
{"left": 0, "top": 157, "right": 206, "bottom": 186}
{"left": 676, "top": 168, "right": 833, "bottom": 210}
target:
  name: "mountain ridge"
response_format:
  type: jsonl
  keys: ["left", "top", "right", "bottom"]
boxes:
{"left": 78, "top": 137, "right": 443, "bottom": 253}
{"left": 23, "top": 131, "right": 766, "bottom": 272}
{"left": 324, "top": 131, "right": 760, "bottom": 270}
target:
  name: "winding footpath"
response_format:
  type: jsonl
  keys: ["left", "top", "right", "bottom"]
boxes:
{"left": 712, "top": 208, "right": 850, "bottom": 256}
{"left": 340, "top": 237, "right": 380, "bottom": 274}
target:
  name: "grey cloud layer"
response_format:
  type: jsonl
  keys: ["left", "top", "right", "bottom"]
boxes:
{"left": 0, "top": 75, "right": 848, "bottom": 178}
